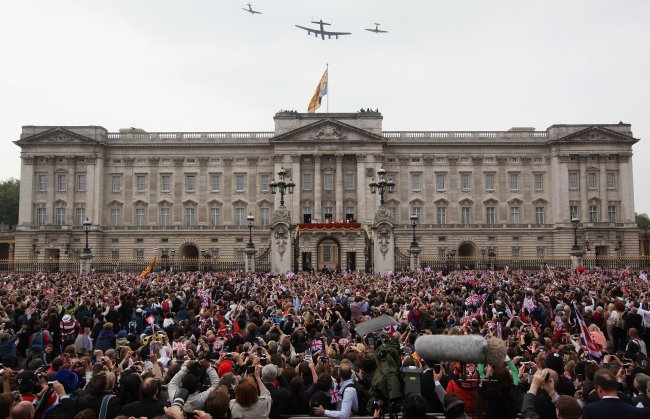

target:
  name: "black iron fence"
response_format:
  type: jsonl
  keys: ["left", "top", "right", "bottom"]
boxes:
{"left": 419, "top": 256, "right": 650, "bottom": 271}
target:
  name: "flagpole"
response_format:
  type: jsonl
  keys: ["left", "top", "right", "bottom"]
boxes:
{"left": 326, "top": 63, "right": 329, "bottom": 113}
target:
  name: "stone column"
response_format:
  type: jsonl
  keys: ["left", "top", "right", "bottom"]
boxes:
{"left": 579, "top": 156, "right": 588, "bottom": 222}
{"left": 92, "top": 156, "right": 104, "bottom": 228}
{"left": 409, "top": 245, "right": 421, "bottom": 270}
{"left": 66, "top": 157, "right": 75, "bottom": 224}
{"left": 335, "top": 154, "right": 343, "bottom": 220}
{"left": 223, "top": 157, "right": 234, "bottom": 224}
{"left": 291, "top": 154, "right": 301, "bottom": 222}
{"left": 356, "top": 154, "right": 367, "bottom": 223}
{"left": 619, "top": 153, "right": 634, "bottom": 222}
{"left": 270, "top": 208, "right": 292, "bottom": 274}
{"left": 314, "top": 154, "right": 322, "bottom": 219}
{"left": 18, "top": 156, "right": 35, "bottom": 226}
{"left": 372, "top": 206, "right": 395, "bottom": 273}
{"left": 46, "top": 157, "right": 55, "bottom": 224}
{"left": 80, "top": 251, "right": 92, "bottom": 275}
{"left": 244, "top": 247, "right": 256, "bottom": 273}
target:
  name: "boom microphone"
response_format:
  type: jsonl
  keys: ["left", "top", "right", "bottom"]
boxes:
{"left": 414, "top": 335, "right": 507, "bottom": 367}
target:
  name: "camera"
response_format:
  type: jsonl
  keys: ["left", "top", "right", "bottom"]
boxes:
{"left": 246, "top": 365, "right": 255, "bottom": 374}
{"left": 319, "top": 356, "right": 328, "bottom": 362}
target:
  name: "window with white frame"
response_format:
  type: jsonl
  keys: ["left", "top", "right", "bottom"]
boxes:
{"left": 76, "top": 207, "right": 85, "bottom": 225}
{"left": 77, "top": 175, "right": 86, "bottom": 192}
{"left": 38, "top": 175, "right": 47, "bottom": 192}
{"left": 185, "top": 207, "right": 195, "bottom": 225}
{"left": 211, "top": 207, "right": 220, "bottom": 225}
{"left": 210, "top": 175, "right": 220, "bottom": 191}
{"left": 260, "top": 174, "right": 270, "bottom": 192}
{"left": 160, "top": 208, "right": 170, "bottom": 226}
{"left": 437, "top": 207, "right": 446, "bottom": 225}
{"left": 608, "top": 205, "right": 617, "bottom": 223}
{"left": 411, "top": 174, "right": 421, "bottom": 191}
{"left": 485, "top": 174, "right": 494, "bottom": 191}
{"left": 235, "top": 174, "right": 246, "bottom": 192}
{"left": 161, "top": 175, "right": 171, "bottom": 192}
{"left": 511, "top": 207, "right": 520, "bottom": 224}
{"left": 512, "top": 246, "right": 521, "bottom": 257}
{"left": 486, "top": 207, "right": 495, "bottom": 225}
{"left": 135, "top": 208, "right": 145, "bottom": 226}
{"left": 345, "top": 174, "right": 355, "bottom": 190}
{"left": 607, "top": 172, "right": 616, "bottom": 189}
{"left": 302, "top": 174, "right": 313, "bottom": 191}
{"left": 324, "top": 207, "right": 333, "bottom": 221}
{"left": 112, "top": 176, "right": 121, "bottom": 192}
{"left": 56, "top": 208, "right": 65, "bottom": 225}
{"left": 57, "top": 174, "right": 67, "bottom": 192}
{"left": 136, "top": 249, "right": 144, "bottom": 259}
{"left": 534, "top": 174, "right": 544, "bottom": 191}
{"left": 568, "top": 172, "right": 578, "bottom": 189}
{"left": 323, "top": 174, "right": 333, "bottom": 190}
{"left": 587, "top": 172, "right": 597, "bottom": 188}
{"left": 261, "top": 208, "right": 270, "bottom": 225}
{"left": 111, "top": 250, "right": 120, "bottom": 259}
{"left": 510, "top": 173, "right": 519, "bottom": 190}
{"left": 136, "top": 175, "right": 146, "bottom": 192}
{"left": 438, "top": 248, "right": 446, "bottom": 257}
{"left": 589, "top": 205, "right": 598, "bottom": 222}
{"left": 111, "top": 208, "right": 121, "bottom": 226}
{"left": 235, "top": 208, "right": 245, "bottom": 226}
{"left": 535, "top": 207, "right": 545, "bottom": 224}
{"left": 460, "top": 173, "right": 470, "bottom": 191}
{"left": 37, "top": 208, "right": 46, "bottom": 225}
{"left": 461, "top": 207, "right": 470, "bottom": 224}
{"left": 186, "top": 175, "right": 196, "bottom": 192}
{"left": 570, "top": 205, "right": 579, "bottom": 220}
{"left": 345, "top": 206, "right": 355, "bottom": 221}
{"left": 436, "top": 174, "right": 445, "bottom": 190}
{"left": 536, "top": 246, "right": 545, "bottom": 257}
{"left": 389, "top": 207, "right": 397, "bottom": 223}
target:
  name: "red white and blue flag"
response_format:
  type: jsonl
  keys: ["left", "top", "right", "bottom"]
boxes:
{"left": 311, "top": 339, "right": 323, "bottom": 353}
{"left": 573, "top": 303, "right": 602, "bottom": 362}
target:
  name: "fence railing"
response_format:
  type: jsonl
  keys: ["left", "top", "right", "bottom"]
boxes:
{"left": 0, "top": 257, "right": 246, "bottom": 274}
{"left": 419, "top": 256, "right": 650, "bottom": 271}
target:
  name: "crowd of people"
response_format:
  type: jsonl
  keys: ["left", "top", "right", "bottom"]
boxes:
{"left": 0, "top": 265, "right": 649, "bottom": 419}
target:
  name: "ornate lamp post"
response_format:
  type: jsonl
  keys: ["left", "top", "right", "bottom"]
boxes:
{"left": 245, "top": 213, "right": 256, "bottom": 272}
{"left": 571, "top": 218, "right": 580, "bottom": 252}
{"left": 409, "top": 214, "right": 420, "bottom": 270}
{"left": 269, "top": 167, "right": 295, "bottom": 208}
{"left": 80, "top": 218, "right": 93, "bottom": 274}
{"left": 83, "top": 218, "right": 92, "bottom": 254}
{"left": 369, "top": 168, "right": 395, "bottom": 206}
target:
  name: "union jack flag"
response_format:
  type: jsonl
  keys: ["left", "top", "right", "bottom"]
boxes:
{"left": 573, "top": 303, "right": 602, "bottom": 362}
{"left": 330, "top": 378, "right": 341, "bottom": 403}
{"left": 146, "top": 315, "right": 155, "bottom": 325}
{"left": 173, "top": 341, "right": 186, "bottom": 352}
{"left": 311, "top": 339, "right": 323, "bottom": 353}
{"left": 553, "top": 315, "right": 565, "bottom": 333}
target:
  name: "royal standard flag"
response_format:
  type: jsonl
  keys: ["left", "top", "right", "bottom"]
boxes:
{"left": 139, "top": 255, "right": 156, "bottom": 278}
{"left": 307, "top": 68, "right": 328, "bottom": 113}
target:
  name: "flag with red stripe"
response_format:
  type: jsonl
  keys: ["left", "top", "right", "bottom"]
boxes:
{"left": 573, "top": 303, "right": 602, "bottom": 362}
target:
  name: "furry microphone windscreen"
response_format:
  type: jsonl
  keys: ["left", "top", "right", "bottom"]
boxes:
{"left": 414, "top": 335, "right": 507, "bottom": 366}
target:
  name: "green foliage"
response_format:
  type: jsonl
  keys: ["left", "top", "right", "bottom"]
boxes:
{"left": 0, "top": 178, "right": 19, "bottom": 226}
{"left": 636, "top": 212, "right": 650, "bottom": 229}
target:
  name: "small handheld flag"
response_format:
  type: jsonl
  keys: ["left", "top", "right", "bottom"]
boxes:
{"left": 308, "top": 67, "right": 328, "bottom": 113}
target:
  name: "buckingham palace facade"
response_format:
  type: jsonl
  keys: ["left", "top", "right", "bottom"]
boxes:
{"left": 13, "top": 111, "right": 640, "bottom": 269}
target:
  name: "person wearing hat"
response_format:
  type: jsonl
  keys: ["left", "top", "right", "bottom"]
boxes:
{"left": 41, "top": 372, "right": 81, "bottom": 419}
{"left": 59, "top": 314, "right": 80, "bottom": 350}
{"left": 545, "top": 352, "right": 575, "bottom": 396}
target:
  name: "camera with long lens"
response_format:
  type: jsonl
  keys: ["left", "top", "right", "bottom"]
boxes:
{"left": 171, "top": 388, "right": 195, "bottom": 418}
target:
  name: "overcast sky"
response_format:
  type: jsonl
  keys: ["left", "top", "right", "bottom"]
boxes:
{"left": 1, "top": 1, "right": 649, "bottom": 212}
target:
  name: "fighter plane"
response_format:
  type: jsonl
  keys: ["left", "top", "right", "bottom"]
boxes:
{"left": 365, "top": 23, "right": 388, "bottom": 34}
{"left": 295, "top": 20, "right": 351, "bottom": 40}
{"left": 242, "top": 3, "right": 261, "bottom": 15}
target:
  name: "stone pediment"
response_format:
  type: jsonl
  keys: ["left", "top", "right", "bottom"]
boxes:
{"left": 14, "top": 127, "right": 103, "bottom": 147}
{"left": 269, "top": 118, "right": 386, "bottom": 144}
{"left": 550, "top": 126, "right": 638, "bottom": 145}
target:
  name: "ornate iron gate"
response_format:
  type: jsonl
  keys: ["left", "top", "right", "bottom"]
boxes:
{"left": 364, "top": 228, "right": 373, "bottom": 273}
{"left": 394, "top": 247, "right": 410, "bottom": 272}
{"left": 255, "top": 247, "right": 271, "bottom": 273}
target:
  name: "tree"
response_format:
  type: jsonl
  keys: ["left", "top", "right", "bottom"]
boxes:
{"left": 0, "top": 178, "right": 19, "bottom": 226}
{"left": 636, "top": 212, "right": 650, "bottom": 229}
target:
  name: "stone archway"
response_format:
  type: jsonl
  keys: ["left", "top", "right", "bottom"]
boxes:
{"left": 180, "top": 243, "right": 199, "bottom": 271}
{"left": 458, "top": 241, "right": 477, "bottom": 258}
{"left": 317, "top": 237, "right": 340, "bottom": 271}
